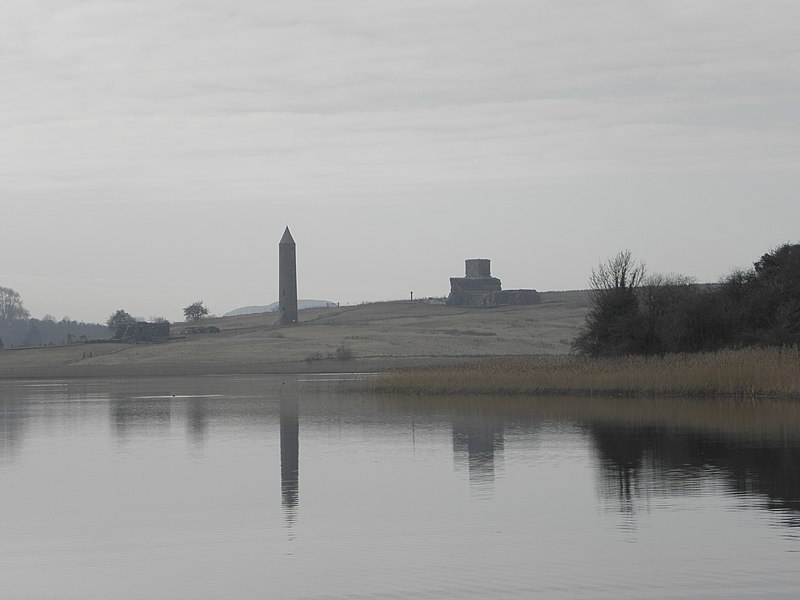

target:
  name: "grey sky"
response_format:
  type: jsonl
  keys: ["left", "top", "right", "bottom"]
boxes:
{"left": 2, "top": 0, "right": 799, "bottom": 323}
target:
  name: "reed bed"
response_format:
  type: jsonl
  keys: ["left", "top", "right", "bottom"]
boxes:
{"left": 372, "top": 346, "right": 800, "bottom": 399}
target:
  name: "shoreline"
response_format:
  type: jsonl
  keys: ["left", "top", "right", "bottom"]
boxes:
{"left": 0, "top": 354, "right": 481, "bottom": 380}
{"left": 6, "top": 347, "right": 799, "bottom": 404}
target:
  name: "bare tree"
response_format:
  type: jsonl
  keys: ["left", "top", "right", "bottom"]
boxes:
{"left": 0, "top": 286, "right": 30, "bottom": 321}
{"left": 589, "top": 250, "right": 646, "bottom": 292}
{"left": 572, "top": 251, "right": 646, "bottom": 357}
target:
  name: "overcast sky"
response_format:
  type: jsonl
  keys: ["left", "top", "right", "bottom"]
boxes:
{"left": 2, "top": 0, "right": 799, "bottom": 323}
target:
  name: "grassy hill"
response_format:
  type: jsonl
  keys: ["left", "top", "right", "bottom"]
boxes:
{"left": 0, "top": 291, "right": 589, "bottom": 378}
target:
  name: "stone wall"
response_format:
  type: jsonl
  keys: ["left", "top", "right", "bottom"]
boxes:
{"left": 496, "top": 289, "right": 541, "bottom": 305}
{"left": 183, "top": 325, "right": 220, "bottom": 335}
{"left": 112, "top": 322, "right": 170, "bottom": 342}
{"left": 447, "top": 276, "right": 502, "bottom": 306}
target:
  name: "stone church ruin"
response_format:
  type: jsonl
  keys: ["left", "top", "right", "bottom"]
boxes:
{"left": 447, "top": 259, "right": 540, "bottom": 307}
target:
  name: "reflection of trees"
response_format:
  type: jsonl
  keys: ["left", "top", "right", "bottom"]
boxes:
{"left": 590, "top": 423, "right": 800, "bottom": 527}
{"left": 701, "top": 439, "right": 800, "bottom": 527}
{"left": 591, "top": 424, "right": 678, "bottom": 518}
{"left": 280, "top": 396, "right": 299, "bottom": 525}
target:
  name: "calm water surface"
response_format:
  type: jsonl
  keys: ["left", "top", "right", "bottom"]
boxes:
{"left": 1, "top": 375, "right": 798, "bottom": 599}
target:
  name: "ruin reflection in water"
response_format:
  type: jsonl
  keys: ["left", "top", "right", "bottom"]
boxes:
{"left": 452, "top": 410, "right": 504, "bottom": 491}
{"left": 26, "top": 381, "right": 800, "bottom": 529}
{"left": 1, "top": 377, "right": 799, "bottom": 599}
{"left": 392, "top": 394, "right": 800, "bottom": 528}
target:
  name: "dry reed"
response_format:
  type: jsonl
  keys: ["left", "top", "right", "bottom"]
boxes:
{"left": 372, "top": 346, "right": 800, "bottom": 399}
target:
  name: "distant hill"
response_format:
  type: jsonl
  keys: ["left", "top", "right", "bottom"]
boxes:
{"left": 224, "top": 299, "right": 336, "bottom": 317}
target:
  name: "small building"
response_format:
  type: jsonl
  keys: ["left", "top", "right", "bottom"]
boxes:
{"left": 447, "top": 259, "right": 540, "bottom": 307}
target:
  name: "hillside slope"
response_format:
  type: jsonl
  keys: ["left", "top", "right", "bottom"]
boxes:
{"left": 0, "top": 291, "right": 589, "bottom": 378}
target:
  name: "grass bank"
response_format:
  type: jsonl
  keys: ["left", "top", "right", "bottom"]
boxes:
{"left": 0, "top": 293, "right": 591, "bottom": 379}
{"left": 371, "top": 347, "right": 800, "bottom": 399}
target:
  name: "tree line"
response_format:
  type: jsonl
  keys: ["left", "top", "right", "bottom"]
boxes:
{"left": 572, "top": 243, "right": 800, "bottom": 357}
{"left": 0, "top": 316, "right": 108, "bottom": 349}
{"left": 0, "top": 287, "right": 212, "bottom": 348}
{"left": 105, "top": 302, "right": 209, "bottom": 332}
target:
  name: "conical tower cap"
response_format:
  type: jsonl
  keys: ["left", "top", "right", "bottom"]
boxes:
{"left": 280, "top": 227, "right": 295, "bottom": 245}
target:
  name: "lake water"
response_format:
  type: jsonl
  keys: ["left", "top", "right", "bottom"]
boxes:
{"left": 1, "top": 375, "right": 798, "bottom": 599}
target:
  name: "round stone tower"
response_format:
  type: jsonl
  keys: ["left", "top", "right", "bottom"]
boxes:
{"left": 278, "top": 227, "right": 298, "bottom": 325}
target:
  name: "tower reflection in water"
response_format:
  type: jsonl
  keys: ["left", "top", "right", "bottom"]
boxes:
{"left": 280, "top": 395, "right": 299, "bottom": 525}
